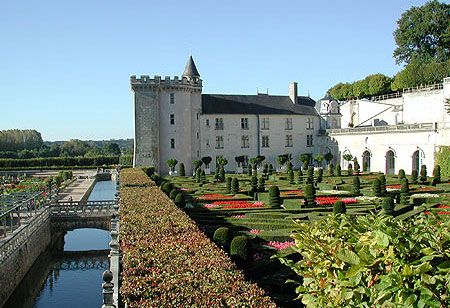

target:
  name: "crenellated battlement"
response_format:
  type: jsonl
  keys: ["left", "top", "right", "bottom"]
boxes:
{"left": 130, "top": 75, "right": 202, "bottom": 91}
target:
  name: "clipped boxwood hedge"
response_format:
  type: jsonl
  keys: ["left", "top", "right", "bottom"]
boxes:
{"left": 119, "top": 169, "right": 275, "bottom": 307}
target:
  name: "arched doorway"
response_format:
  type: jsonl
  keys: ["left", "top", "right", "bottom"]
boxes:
{"left": 412, "top": 149, "right": 424, "bottom": 173}
{"left": 362, "top": 150, "right": 371, "bottom": 172}
{"left": 386, "top": 150, "right": 395, "bottom": 175}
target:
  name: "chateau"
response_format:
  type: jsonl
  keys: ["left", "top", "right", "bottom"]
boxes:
{"left": 131, "top": 56, "right": 449, "bottom": 175}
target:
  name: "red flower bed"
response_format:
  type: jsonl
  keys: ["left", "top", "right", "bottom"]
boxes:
{"left": 203, "top": 200, "right": 265, "bottom": 209}
{"left": 436, "top": 204, "right": 450, "bottom": 209}
{"left": 281, "top": 190, "right": 303, "bottom": 197}
{"left": 315, "top": 196, "right": 358, "bottom": 205}
{"left": 196, "top": 193, "right": 233, "bottom": 201}
{"left": 386, "top": 184, "right": 401, "bottom": 189}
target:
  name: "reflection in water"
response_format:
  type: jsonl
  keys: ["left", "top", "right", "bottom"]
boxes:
{"left": 5, "top": 180, "right": 117, "bottom": 308}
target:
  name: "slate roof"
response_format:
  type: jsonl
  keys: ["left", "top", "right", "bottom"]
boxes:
{"left": 182, "top": 56, "right": 200, "bottom": 78}
{"left": 201, "top": 94, "right": 318, "bottom": 115}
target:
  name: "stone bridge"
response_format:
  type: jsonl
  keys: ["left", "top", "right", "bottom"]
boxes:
{"left": 50, "top": 200, "right": 118, "bottom": 232}
{"left": 0, "top": 196, "right": 119, "bottom": 307}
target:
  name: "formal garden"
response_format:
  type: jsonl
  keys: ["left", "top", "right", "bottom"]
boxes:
{"left": 120, "top": 157, "right": 449, "bottom": 307}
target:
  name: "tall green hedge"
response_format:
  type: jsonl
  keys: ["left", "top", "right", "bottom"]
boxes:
{"left": 0, "top": 155, "right": 120, "bottom": 168}
{"left": 435, "top": 146, "right": 450, "bottom": 178}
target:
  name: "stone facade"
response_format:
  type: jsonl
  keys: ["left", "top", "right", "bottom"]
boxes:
{"left": 322, "top": 77, "right": 450, "bottom": 175}
{"left": 131, "top": 57, "right": 449, "bottom": 176}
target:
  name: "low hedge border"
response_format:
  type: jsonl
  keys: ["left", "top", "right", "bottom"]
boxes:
{"left": 119, "top": 168, "right": 275, "bottom": 307}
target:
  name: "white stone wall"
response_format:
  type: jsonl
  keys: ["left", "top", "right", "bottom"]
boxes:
{"left": 329, "top": 129, "right": 439, "bottom": 175}
{"left": 199, "top": 113, "right": 321, "bottom": 170}
{"left": 403, "top": 90, "right": 446, "bottom": 124}
{"left": 340, "top": 98, "right": 402, "bottom": 128}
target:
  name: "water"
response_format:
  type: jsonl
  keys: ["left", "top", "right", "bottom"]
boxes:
{"left": 5, "top": 179, "right": 117, "bottom": 308}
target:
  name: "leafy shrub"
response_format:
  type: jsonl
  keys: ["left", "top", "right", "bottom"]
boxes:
{"left": 247, "top": 164, "right": 253, "bottom": 176}
{"left": 231, "top": 178, "right": 239, "bottom": 194}
{"left": 432, "top": 165, "right": 441, "bottom": 186}
{"left": 398, "top": 169, "right": 406, "bottom": 179}
{"left": 289, "top": 169, "right": 295, "bottom": 184}
{"left": 347, "top": 163, "right": 353, "bottom": 176}
{"left": 268, "top": 163, "right": 274, "bottom": 176}
{"left": 178, "top": 163, "right": 185, "bottom": 176}
{"left": 201, "top": 170, "right": 207, "bottom": 184}
{"left": 269, "top": 186, "right": 281, "bottom": 207}
{"left": 169, "top": 189, "right": 178, "bottom": 200}
{"left": 333, "top": 200, "right": 346, "bottom": 214}
{"left": 297, "top": 169, "right": 303, "bottom": 184}
{"left": 258, "top": 177, "right": 265, "bottom": 192}
{"left": 411, "top": 169, "right": 418, "bottom": 184}
{"left": 213, "top": 227, "right": 230, "bottom": 247}
{"left": 307, "top": 166, "right": 314, "bottom": 184}
{"left": 304, "top": 184, "right": 316, "bottom": 207}
{"left": 278, "top": 214, "right": 450, "bottom": 308}
{"left": 420, "top": 165, "right": 427, "bottom": 183}
{"left": 379, "top": 175, "right": 387, "bottom": 195}
{"left": 195, "top": 168, "right": 201, "bottom": 183}
{"left": 219, "top": 166, "right": 225, "bottom": 182}
{"left": 226, "top": 177, "right": 232, "bottom": 194}
{"left": 352, "top": 176, "right": 361, "bottom": 196}
{"left": 400, "top": 178, "right": 410, "bottom": 205}
{"left": 353, "top": 159, "right": 360, "bottom": 173}
{"left": 161, "top": 182, "right": 174, "bottom": 195}
{"left": 230, "top": 236, "right": 248, "bottom": 261}
{"left": 0, "top": 155, "right": 120, "bottom": 168}
{"left": 435, "top": 146, "right": 449, "bottom": 178}
{"left": 328, "top": 163, "right": 334, "bottom": 176}
{"left": 174, "top": 193, "right": 185, "bottom": 208}
{"left": 317, "top": 168, "right": 323, "bottom": 183}
{"left": 335, "top": 164, "right": 341, "bottom": 176}
{"left": 383, "top": 197, "right": 395, "bottom": 216}
{"left": 372, "top": 178, "right": 381, "bottom": 197}
{"left": 251, "top": 175, "right": 258, "bottom": 192}
{"left": 142, "top": 166, "right": 155, "bottom": 178}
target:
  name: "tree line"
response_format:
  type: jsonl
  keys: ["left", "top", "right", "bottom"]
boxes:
{"left": 0, "top": 129, "right": 130, "bottom": 159}
{"left": 328, "top": 1, "right": 450, "bottom": 101}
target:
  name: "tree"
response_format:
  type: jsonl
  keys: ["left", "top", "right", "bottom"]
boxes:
{"left": 192, "top": 160, "right": 203, "bottom": 171}
{"left": 166, "top": 159, "right": 178, "bottom": 172}
{"left": 103, "top": 143, "right": 121, "bottom": 156}
{"left": 216, "top": 156, "right": 228, "bottom": 167}
{"left": 201, "top": 156, "right": 212, "bottom": 168}
{"left": 231, "top": 178, "right": 239, "bottom": 194}
{"left": 324, "top": 152, "right": 334, "bottom": 166}
{"left": 276, "top": 154, "right": 289, "bottom": 168}
{"left": 393, "top": 0, "right": 450, "bottom": 65}
{"left": 391, "top": 58, "right": 450, "bottom": 90}
{"left": 299, "top": 153, "right": 311, "bottom": 170}
{"left": 178, "top": 163, "right": 185, "bottom": 176}
{"left": 235, "top": 155, "right": 245, "bottom": 167}
{"left": 367, "top": 74, "right": 392, "bottom": 96}
{"left": 314, "top": 154, "right": 324, "bottom": 168}
{"left": 343, "top": 153, "right": 353, "bottom": 163}
{"left": 328, "top": 82, "right": 353, "bottom": 100}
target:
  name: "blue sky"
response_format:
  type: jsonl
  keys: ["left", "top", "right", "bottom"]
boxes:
{"left": 0, "top": 0, "right": 432, "bottom": 141}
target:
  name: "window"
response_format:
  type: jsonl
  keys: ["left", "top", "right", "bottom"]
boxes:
{"left": 206, "top": 139, "right": 210, "bottom": 147}
{"left": 170, "top": 93, "right": 175, "bottom": 104}
{"left": 170, "top": 138, "right": 175, "bottom": 148}
{"left": 241, "top": 118, "right": 249, "bottom": 130}
{"left": 307, "top": 117, "right": 314, "bottom": 129}
{"left": 196, "top": 131, "right": 199, "bottom": 139}
{"left": 215, "top": 118, "right": 224, "bottom": 130}
{"left": 241, "top": 135, "right": 249, "bottom": 148}
{"left": 170, "top": 114, "right": 175, "bottom": 125}
{"left": 206, "top": 119, "right": 210, "bottom": 127}
{"left": 285, "top": 118, "right": 293, "bottom": 130}
{"left": 196, "top": 113, "right": 199, "bottom": 120}
{"left": 262, "top": 135, "right": 269, "bottom": 148}
{"left": 285, "top": 135, "right": 293, "bottom": 147}
{"left": 307, "top": 135, "right": 313, "bottom": 147}
{"left": 215, "top": 136, "right": 224, "bottom": 149}
{"left": 261, "top": 118, "right": 269, "bottom": 130}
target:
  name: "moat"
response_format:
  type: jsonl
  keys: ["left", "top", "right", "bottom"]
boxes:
{"left": 4, "top": 180, "right": 116, "bottom": 308}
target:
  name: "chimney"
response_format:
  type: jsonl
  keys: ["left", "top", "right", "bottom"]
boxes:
{"left": 289, "top": 82, "right": 298, "bottom": 104}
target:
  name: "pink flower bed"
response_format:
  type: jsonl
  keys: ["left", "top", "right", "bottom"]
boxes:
{"left": 203, "top": 201, "right": 265, "bottom": 209}
{"left": 231, "top": 215, "right": 246, "bottom": 219}
{"left": 266, "top": 241, "right": 295, "bottom": 250}
{"left": 249, "top": 229, "right": 262, "bottom": 234}
{"left": 315, "top": 196, "right": 358, "bottom": 205}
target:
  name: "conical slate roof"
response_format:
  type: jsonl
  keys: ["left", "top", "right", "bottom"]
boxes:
{"left": 182, "top": 55, "right": 200, "bottom": 78}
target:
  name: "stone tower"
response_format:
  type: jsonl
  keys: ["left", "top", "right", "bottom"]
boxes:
{"left": 131, "top": 56, "right": 202, "bottom": 174}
